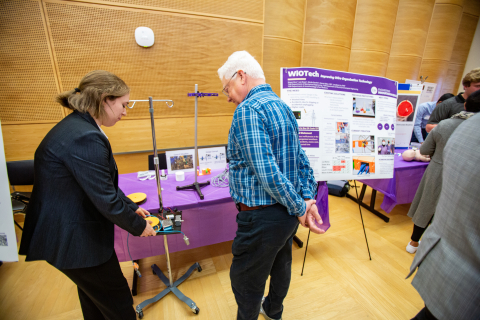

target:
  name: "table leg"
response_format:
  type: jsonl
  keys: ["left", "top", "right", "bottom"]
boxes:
{"left": 346, "top": 185, "right": 390, "bottom": 222}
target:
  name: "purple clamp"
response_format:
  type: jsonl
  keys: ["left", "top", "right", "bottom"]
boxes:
{"left": 187, "top": 92, "right": 219, "bottom": 97}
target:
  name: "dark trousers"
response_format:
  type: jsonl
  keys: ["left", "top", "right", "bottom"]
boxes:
{"left": 411, "top": 306, "right": 438, "bottom": 320}
{"left": 411, "top": 217, "right": 433, "bottom": 242}
{"left": 411, "top": 128, "right": 428, "bottom": 143}
{"left": 57, "top": 252, "right": 136, "bottom": 320}
{"left": 230, "top": 204, "right": 299, "bottom": 320}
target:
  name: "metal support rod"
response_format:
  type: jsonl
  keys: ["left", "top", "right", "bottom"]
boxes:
{"left": 149, "top": 97, "right": 163, "bottom": 211}
{"left": 194, "top": 84, "right": 198, "bottom": 184}
{"left": 163, "top": 235, "right": 173, "bottom": 286}
{"left": 301, "top": 230, "right": 311, "bottom": 276}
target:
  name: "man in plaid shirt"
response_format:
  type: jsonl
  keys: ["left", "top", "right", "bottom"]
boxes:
{"left": 218, "top": 51, "right": 324, "bottom": 320}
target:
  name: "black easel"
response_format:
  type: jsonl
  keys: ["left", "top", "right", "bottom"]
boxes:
{"left": 301, "top": 180, "right": 371, "bottom": 275}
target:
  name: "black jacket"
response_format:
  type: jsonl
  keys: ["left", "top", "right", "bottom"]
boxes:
{"left": 19, "top": 111, "right": 146, "bottom": 269}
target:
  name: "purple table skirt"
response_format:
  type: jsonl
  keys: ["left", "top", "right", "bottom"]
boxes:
{"left": 115, "top": 169, "right": 330, "bottom": 262}
{"left": 358, "top": 152, "right": 429, "bottom": 213}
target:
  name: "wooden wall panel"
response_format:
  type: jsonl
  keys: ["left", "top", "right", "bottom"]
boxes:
{"left": 349, "top": 0, "right": 399, "bottom": 76}
{"left": 385, "top": 0, "right": 435, "bottom": 82}
{"left": 419, "top": 59, "right": 450, "bottom": 97}
{"left": 420, "top": 2, "right": 463, "bottom": 99}
{"left": 44, "top": 1, "right": 263, "bottom": 119}
{"left": 302, "top": 45, "right": 351, "bottom": 71}
{"left": 2, "top": 114, "right": 232, "bottom": 161}
{"left": 263, "top": 39, "right": 302, "bottom": 95}
{"left": 264, "top": 0, "right": 305, "bottom": 41}
{"left": 445, "top": 4, "right": 480, "bottom": 94}
{"left": 94, "top": 0, "right": 264, "bottom": 21}
{"left": 386, "top": 56, "right": 423, "bottom": 83}
{"left": 302, "top": 0, "right": 356, "bottom": 72}
{"left": 1, "top": 122, "right": 57, "bottom": 161}
{"left": 349, "top": 51, "right": 390, "bottom": 77}
{"left": 463, "top": 0, "right": 480, "bottom": 16}
{"left": 0, "top": 0, "right": 62, "bottom": 122}
{"left": 263, "top": 0, "right": 306, "bottom": 96}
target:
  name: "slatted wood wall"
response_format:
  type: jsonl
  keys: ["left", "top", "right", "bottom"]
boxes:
{"left": 1, "top": 0, "right": 478, "bottom": 168}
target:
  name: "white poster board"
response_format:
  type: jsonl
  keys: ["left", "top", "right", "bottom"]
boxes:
{"left": 165, "top": 149, "right": 196, "bottom": 173}
{"left": 0, "top": 122, "right": 19, "bottom": 262}
{"left": 198, "top": 147, "right": 227, "bottom": 170}
{"left": 406, "top": 80, "right": 437, "bottom": 105}
{"left": 280, "top": 67, "right": 398, "bottom": 181}
{"left": 395, "top": 83, "right": 423, "bottom": 148}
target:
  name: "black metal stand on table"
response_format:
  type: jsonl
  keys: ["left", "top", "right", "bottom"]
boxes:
{"left": 300, "top": 181, "right": 372, "bottom": 276}
{"left": 176, "top": 86, "right": 217, "bottom": 200}
{"left": 345, "top": 183, "right": 389, "bottom": 222}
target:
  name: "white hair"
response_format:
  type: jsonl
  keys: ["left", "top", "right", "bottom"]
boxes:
{"left": 217, "top": 51, "right": 265, "bottom": 81}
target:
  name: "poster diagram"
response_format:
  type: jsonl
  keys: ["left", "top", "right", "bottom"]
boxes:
{"left": 395, "top": 84, "right": 422, "bottom": 147}
{"left": 281, "top": 67, "right": 397, "bottom": 181}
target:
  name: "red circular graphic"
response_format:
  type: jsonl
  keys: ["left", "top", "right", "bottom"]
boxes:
{"left": 397, "top": 100, "right": 413, "bottom": 117}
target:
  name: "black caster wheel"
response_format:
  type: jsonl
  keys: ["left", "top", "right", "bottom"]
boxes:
{"left": 192, "top": 306, "right": 200, "bottom": 314}
{"left": 197, "top": 265, "right": 202, "bottom": 272}
{"left": 152, "top": 270, "right": 156, "bottom": 275}
{"left": 137, "top": 311, "right": 144, "bottom": 319}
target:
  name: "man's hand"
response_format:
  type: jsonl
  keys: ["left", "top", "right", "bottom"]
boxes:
{"left": 135, "top": 207, "right": 149, "bottom": 218}
{"left": 298, "top": 200, "right": 325, "bottom": 234}
{"left": 140, "top": 220, "right": 156, "bottom": 237}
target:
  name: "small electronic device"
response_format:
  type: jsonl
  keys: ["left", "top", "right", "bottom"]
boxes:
{"left": 175, "top": 215, "right": 183, "bottom": 227}
{"left": 135, "top": 27, "right": 154, "bottom": 47}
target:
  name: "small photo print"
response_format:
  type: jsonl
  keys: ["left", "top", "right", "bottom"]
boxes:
{"left": 170, "top": 155, "right": 194, "bottom": 170}
{"left": 0, "top": 233, "right": 8, "bottom": 246}
{"left": 335, "top": 122, "right": 350, "bottom": 154}
{"left": 353, "top": 97, "right": 376, "bottom": 118}
{"left": 353, "top": 156, "right": 375, "bottom": 175}
{"left": 396, "top": 95, "right": 418, "bottom": 122}
{"left": 377, "top": 137, "right": 395, "bottom": 155}
{"left": 352, "top": 135, "right": 375, "bottom": 154}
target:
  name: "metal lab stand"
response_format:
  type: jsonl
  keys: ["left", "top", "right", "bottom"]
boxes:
{"left": 128, "top": 97, "right": 201, "bottom": 318}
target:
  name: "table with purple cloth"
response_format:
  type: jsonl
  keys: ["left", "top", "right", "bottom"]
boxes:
{"left": 358, "top": 152, "right": 429, "bottom": 214}
{"left": 114, "top": 169, "right": 330, "bottom": 262}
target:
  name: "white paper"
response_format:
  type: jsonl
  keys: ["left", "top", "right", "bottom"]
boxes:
{"left": 165, "top": 149, "right": 196, "bottom": 173}
{"left": 281, "top": 67, "right": 397, "bottom": 181}
{"left": 0, "top": 121, "right": 19, "bottom": 262}
{"left": 198, "top": 147, "right": 227, "bottom": 170}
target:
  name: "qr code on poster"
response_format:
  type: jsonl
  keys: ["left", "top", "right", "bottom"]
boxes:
{"left": 0, "top": 233, "right": 8, "bottom": 246}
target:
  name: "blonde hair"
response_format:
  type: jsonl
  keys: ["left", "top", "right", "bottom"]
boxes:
{"left": 462, "top": 67, "right": 480, "bottom": 87}
{"left": 56, "top": 70, "right": 129, "bottom": 119}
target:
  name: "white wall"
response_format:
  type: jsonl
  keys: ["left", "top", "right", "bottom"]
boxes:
{"left": 458, "top": 17, "right": 480, "bottom": 92}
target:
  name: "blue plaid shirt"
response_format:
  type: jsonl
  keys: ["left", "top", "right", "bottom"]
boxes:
{"left": 227, "top": 84, "right": 317, "bottom": 216}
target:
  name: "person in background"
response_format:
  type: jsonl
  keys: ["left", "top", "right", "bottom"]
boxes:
{"left": 218, "top": 51, "right": 323, "bottom": 320}
{"left": 407, "top": 111, "right": 480, "bottom": 320}
{"left": 387, "top": 141, "right": 392, "bottom": 154}
{"left": 390, "top": 139, "right": 395, "bottom": 154}
{"left": 378, "top": 139, "right": 389, "bottom": 155}
{"left": 19, "top": 70, "right": 156, "bottom": 320}
{"left": 426, "top": 67, "right": 480, "bottom": 132}
{"left": 406, "top": 89, "right": 480, "bottom": 254}
{"left": 411, "top": 93, "right": 454, "bottom": 143}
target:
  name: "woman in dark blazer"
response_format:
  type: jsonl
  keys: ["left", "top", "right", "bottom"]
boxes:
{"left": 19, "top": 70, "right": 156, "bottom": 320}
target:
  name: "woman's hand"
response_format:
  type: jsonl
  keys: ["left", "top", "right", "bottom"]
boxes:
{"left": 140, "top": 220, "right": 156, "bottom": 237}
{"left": 135, "top": 207, "right": 149, "bottom": 218}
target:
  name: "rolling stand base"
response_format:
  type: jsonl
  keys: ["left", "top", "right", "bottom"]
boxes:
{"left": 135, "top": 263, "right": 202, "bottom": 318}
{"left": 176, "top": 181, "right": 210, "bottom": 200}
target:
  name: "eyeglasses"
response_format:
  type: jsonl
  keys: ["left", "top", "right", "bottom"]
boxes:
{"left": 222, "top": 71, "right": 238, "bottom": 97}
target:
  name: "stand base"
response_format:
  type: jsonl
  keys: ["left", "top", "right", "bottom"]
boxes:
{"left": 346, "top": 184, "right": 389, "bottom": 222}
{"left": 135, "top": 263, "right": 202, "bottom": 318}
{"left": 176, "top": 181, "right": 210, "bottom": 200}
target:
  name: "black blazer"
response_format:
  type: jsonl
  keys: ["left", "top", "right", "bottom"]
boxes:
{"left": 19, "top": 111, "right": 146, "bottom": 269}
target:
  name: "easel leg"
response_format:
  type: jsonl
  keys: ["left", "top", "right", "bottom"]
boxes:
{"left": 300, "top": 230, "right": 311, "bottom": 276}
{"left": 354, "top": 180, "right": 372, "bottom": 260}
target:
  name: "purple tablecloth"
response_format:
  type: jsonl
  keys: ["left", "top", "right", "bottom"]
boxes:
{"left": 358, "top": 152, "right": 429, "bottom": 213}
{"left": 114, "top": 169, "right": 329, "bottom": 262}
